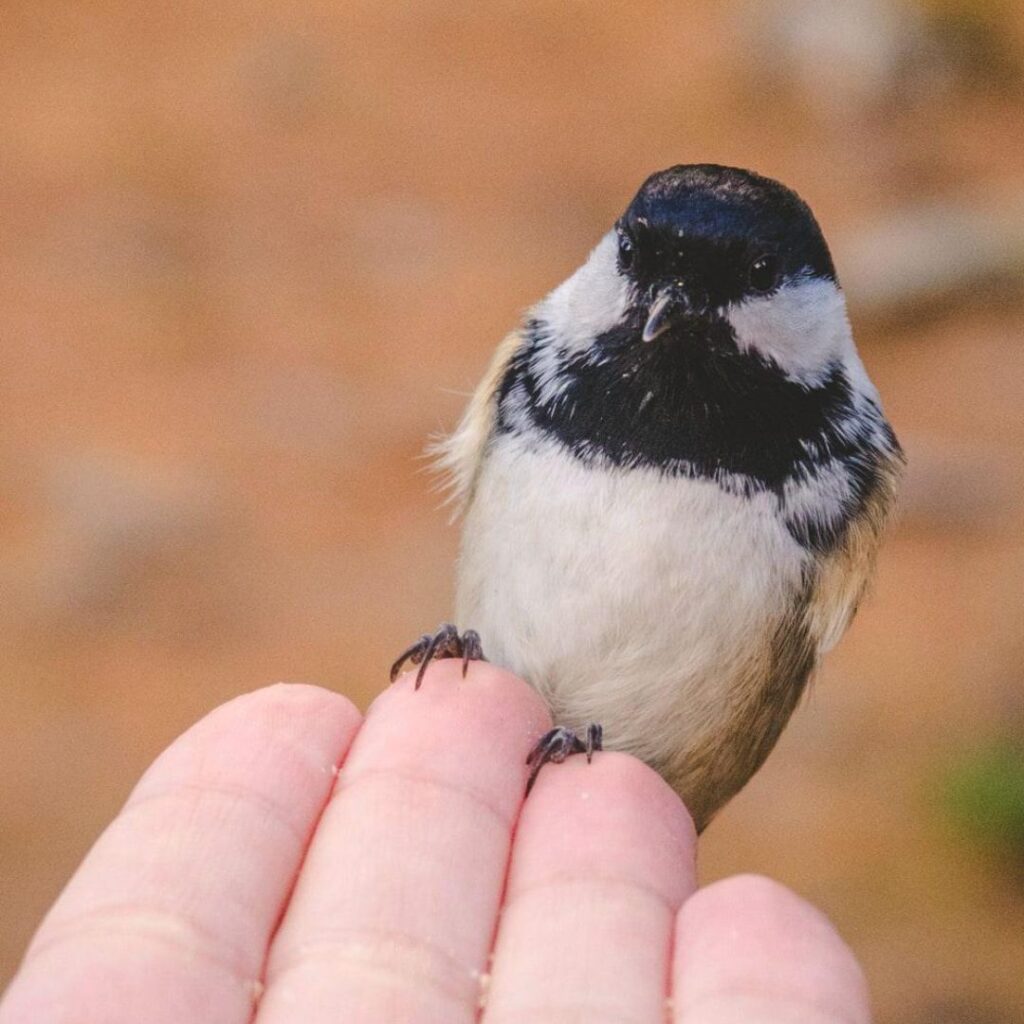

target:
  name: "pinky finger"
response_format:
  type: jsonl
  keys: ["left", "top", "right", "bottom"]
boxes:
{"left": 672, "top": 874, "right": 871, "bottom": 1024}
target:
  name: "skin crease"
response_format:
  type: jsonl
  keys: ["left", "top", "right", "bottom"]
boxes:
{"left": 0, "top": 670, "right": 872, "bottom": 1024}
{"left": 438, "top": 165, "right": 902, "bottom": 831}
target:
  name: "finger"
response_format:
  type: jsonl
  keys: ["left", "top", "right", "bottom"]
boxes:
{"left": 482, "top": 753, "right": 697, "bottom": 1024}
{"left": 0, "top": 684, "right": 361, "bottom": 1024}
{"left": 672, "top": 874, "right": 871, "bottom": 1024}
{"left": 257, "top": 660, "right": 551, "bottom": 1024}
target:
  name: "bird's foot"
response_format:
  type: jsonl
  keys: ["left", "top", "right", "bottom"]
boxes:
{"left": 525, "top": 723, "right": 603, "bottom": 795}
{"left": 389, "top": 622, "right": 486, "bottom": 690}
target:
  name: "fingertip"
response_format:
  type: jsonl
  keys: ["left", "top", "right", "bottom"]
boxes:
{"left": 675, "top": 874, "right": 871, "bottom": 1023}
{"left": 169, "top": 680, "right": 360, "bottom": 745}
{"left": 530, "top": 750, "right": 697, "bottom": 836}
{"left": 223, "top": 680, "right": 361, "bottom": 727}
{"left": 130, "top": 682, "right": 362, "bottom": 803}
{"left": 681, "top": 872, "right": 807, "bottom": 922}
{"left": 370, "top": 659, "right": 552, "bottom": 755}
{"left": 516, "top": 751, "right": 697, "bottom": 907}
{"left": 379, "top": 657, "right": 548, "bottom": 710}
{"left": 339, "top": 659, "right": 551, "bottom": 830}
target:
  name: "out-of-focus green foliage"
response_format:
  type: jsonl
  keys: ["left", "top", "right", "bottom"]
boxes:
{"left": 941, "top": 740, "right": 1024, "bottom": 858}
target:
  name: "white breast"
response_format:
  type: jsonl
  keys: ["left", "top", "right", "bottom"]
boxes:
{"left": 455, "top": 433, "right": 812, "bottom": 772}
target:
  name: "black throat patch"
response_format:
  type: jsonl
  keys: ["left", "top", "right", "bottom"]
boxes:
{"left": 496, "top": 317, "right": 894, "bottom": 552}
{"left": 499, "top": 317, "right": 864, "bottom": 488}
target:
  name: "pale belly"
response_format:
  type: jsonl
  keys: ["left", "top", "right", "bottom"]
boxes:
{"left": 455, "top": 435, "right": 814, "bottom": 826}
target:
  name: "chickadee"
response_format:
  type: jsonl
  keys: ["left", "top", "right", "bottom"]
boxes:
{"left": 392, "top": 164, "right": 902, "bottom": 832}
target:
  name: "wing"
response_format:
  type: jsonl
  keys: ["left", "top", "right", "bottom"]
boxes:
{"left": 804, "top": 449, "right": 903, "bottom": 654}
{"left": 681, "top": 448, "right": 902, "bottom": 830}
{"left": 431, "top": 327, "right": 525, "bottom": 515}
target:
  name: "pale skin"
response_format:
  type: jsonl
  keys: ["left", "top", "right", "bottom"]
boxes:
{"left": 0, "top": 662, "right": 870, "bottom": 1023}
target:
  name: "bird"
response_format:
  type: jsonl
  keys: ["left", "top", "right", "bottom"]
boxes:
{"left": 391, "top": 164, "right": 902, "bottom": 833}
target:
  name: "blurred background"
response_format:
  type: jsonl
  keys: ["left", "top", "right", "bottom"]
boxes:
{"left": 2, "top": 1, "right": 1023, "bottom": 1019}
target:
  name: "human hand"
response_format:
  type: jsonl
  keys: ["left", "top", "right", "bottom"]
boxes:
{"left": 0, "top": 663, "right": 870, "bottom": 1023}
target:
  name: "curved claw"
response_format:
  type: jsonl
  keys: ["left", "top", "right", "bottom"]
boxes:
{"left": 390, "top": 634, "right": 431, "bottom": 683}
{"left": 525, "top": 723, "right": 604, "bottom": 795}
{"left": 460, "top": 629, "right": 483, "bottom": 678}
{"left": 414, "top": 624, "right": 455, "bottom": 690}
{"left": 388, "top": 623, "right": 487, "bottom": 689}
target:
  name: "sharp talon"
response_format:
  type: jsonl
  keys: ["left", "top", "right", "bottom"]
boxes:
{"left": 461, "top": 629, "right": 483, "bottom": 677}
{"left": 414, "top": 640, "right": 438, "bottom": 689}
{"left": 525, "top": 751, "right": 550, "bottom": 795}
{"left": 389, "top": 623, "right": 486, "bottom": 689}
{"left": 389, "top": 635, "right": 430, "bottom": 683}
{"left": 526, "top": 741, "right": 544, "bottom": 768}
{"left": 525, "top": 724, "right": 602, "bottom": 795}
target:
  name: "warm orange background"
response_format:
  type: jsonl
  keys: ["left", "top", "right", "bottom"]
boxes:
{"left": 2, "top": 3, "right": 1023, "bottom": 1020}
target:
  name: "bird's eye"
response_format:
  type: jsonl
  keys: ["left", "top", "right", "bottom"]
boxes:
{"left": 618, "top": 232, "right": 635, "bottom": 271}
{"left": 748, "top": 254, "right": 780, "bottom": 294}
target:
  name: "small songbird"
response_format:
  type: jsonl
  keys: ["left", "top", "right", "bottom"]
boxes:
{"left": 392, "top": 164, "right": 902, "bottom": 832}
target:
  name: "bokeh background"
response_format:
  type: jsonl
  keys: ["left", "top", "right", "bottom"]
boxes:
{"left": 2, "top": 1, "right": 1023, "bottom": 1020}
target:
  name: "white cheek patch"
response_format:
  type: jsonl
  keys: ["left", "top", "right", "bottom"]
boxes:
{"left": 533, "top": 231, "right": 634, "bottom": 352}
{"left": 727, "top": 277, "right": 855, "bottom": 387}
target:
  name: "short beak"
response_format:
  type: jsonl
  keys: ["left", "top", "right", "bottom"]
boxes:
{"left": 642, "top": 286, "right": 684, "bottom": 343}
